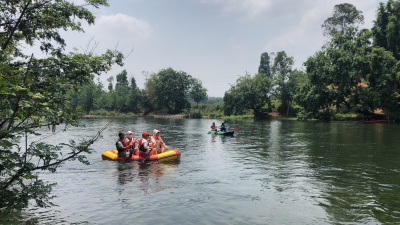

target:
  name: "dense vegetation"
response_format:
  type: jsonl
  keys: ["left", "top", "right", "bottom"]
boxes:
{"left": 0, "top": 0, "right": 124, "bottom": 214}
{"left": 224, "top": 2, "right": 400, "bottom": 121}
{"left": 1, "top": 0, "right": 400, "bottom": 219}
{"left": 71, "top": 2, "right": 400, "bottom": 121}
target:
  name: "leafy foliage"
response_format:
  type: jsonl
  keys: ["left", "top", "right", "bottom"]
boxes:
{"left": 144, "top": 68, "right": 205, "bottom": 114}
{"left": 190, "top": 78, "right": 208, "bottom": 107}
{"left": 297, "top": 2, "right": 400, "bottom": 121}
{"left": 271, "top": 51, "right": 295, "bottom": 116}
{"left": 0, "top": 0, "right": 123, "bottom": 211}
{"left": 223, "top": 73, "right": 273, "bottom": 120}
{"left": 258, "top": 52, "right": 272, "bottom": 76}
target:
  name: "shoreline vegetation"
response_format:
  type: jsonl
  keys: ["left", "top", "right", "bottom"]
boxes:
{"left": 4, "top": 1, "right": 400, "bottom": 222}
{"left": 81, "top": 110, "right": 390, "bottom": 122}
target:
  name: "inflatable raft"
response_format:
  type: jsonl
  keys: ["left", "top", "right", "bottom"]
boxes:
{"left": 102, "top": 149, "right": 181, "bottom": 162}
{"left": 210, "top": 130, "right": 234, "bottom": 136}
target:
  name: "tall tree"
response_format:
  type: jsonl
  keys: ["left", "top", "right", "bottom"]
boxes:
{"left": 301, "top": 3, "right": 372, "bottom": 120}
{"left": 368, "top": 47, "right": 400, "bottom": 119}
{"left": 301, "top": 51, "right": 335, "bottom": 120}
{"left": 223, "top": 73, "right": 273, "bottom": 120}
{"left": 271, "top": 51, "right": 294, "bottom": 116}
{"left": 0, "top": 0, "right": 123, "bottom": 211}
{"left": 146, "top": 68, "right": 193, "bottom": 114}
{"left": 128, "top": 76, "right": 141, "bottom": 113}
{"left": 258, "top": 52, "right": 272, "bottom": 76}
{"left": 322, "top": 3, "right": 364, "bottom": 38}
{"left": 372, "top": 2, "right": 390, "bottom": 49}
{"left": 190, "top": 78, "right": 208, "bottom": 107}
{"left": 115, "top": 70, "right": 130, "bottom": 113}
{"left": 372, "top": 0, "right": 400, "bottom": 59}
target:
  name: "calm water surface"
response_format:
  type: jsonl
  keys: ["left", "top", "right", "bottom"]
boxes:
{"left": 25, "top": 118, "right": 400, "bottom": 224}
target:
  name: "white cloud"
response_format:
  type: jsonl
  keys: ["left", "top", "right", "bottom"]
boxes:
{"left": 91, "top": 13, "right": 153, "bottom": 39}
{"left": 263, "top": 1, "right": 383, "bottom": 69}
{"left": 199, "top": 0, "right": 273, "bottom": 17}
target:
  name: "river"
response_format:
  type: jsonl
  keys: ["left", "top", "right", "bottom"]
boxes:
{"left": 22, "top": 118, "right": 400, "bottom": 224}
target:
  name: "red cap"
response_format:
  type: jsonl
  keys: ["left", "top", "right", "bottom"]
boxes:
{"left": 142, "top": 131, "right": 149, "bottom": 138}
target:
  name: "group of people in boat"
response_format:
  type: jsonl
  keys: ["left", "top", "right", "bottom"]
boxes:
{"left": 210, "top": 121, "right": 227, "bottom": 132}
{"left": 116, "top": 129, "right": 168, "bottom": 158}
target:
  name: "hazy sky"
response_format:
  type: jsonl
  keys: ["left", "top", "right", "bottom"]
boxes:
{"left": 65, "top": 0, "right": 385, "bottom": 97}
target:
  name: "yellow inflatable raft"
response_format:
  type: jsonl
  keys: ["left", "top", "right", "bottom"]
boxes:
{"left": 102, "top": 149, "right": 181, "bottom": 162}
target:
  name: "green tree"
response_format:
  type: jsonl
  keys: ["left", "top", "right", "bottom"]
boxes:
{"left": 128, "top": 76, "right": 142, "bottom": 113}
{"left": 190, "top": 78, "right": 208, "bottom": 107}
{"left": 321, "top": 3, "right": 364, "bottom": 38}
{"left": 0, "top": 0, "right": 123, "bottom": 211}
{"left": 368, "top": 47, "right": 400, "bottom": 119}
{"left": 146, "top": 68, "right": 193, "bottom": 114}
{"left": 271, "top": 51, "right": 294, "bottom": 116}
{"left": 258, "top": 52, "right": 272, "bottom": 76}
{"left": 299, "top": 3, "right": 373, "bottom": 120}
{"left": 223, "top": 73, "right": 273, "bottom": 120}
{"left": 372, "top": 0, "right": 400, "bottom": 59}
{"left": 92, "top": 78, "right": 107, "bottom": 111}
{"left": 115, "top": 70, "right": 130, "bottom": 113}
{"left": 300, "top": 51, "right": 335, "bottom": 120}
{"left": 372, "top": 2, "right": 390, "bottom": 50}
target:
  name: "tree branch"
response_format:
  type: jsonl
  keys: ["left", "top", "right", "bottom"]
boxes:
{"left": 1, "top": 1, "right": 31, "bottom": 50}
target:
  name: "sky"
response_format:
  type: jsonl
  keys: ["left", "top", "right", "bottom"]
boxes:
{"left": 65, "top": 0, "right": 386, "bottom": 97}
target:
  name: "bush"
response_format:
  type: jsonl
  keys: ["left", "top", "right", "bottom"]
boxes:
{"left": 190, "top": 110, "right": 202, "bottom": 119}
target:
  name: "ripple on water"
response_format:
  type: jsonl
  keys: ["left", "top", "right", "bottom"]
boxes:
{"left": 22, "top": 119, "right": 400, "bottom": 224}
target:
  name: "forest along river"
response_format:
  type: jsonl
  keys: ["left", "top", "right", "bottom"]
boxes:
{"left": 26, "top": 118, "right": 400, "bottom": 224}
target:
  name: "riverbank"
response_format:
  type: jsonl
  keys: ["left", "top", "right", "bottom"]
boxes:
{"left": 81, "top": 113, "right": 188, "bottom": 119}
{"left": 81, "top": 111, "right": 391, "bottom": 121}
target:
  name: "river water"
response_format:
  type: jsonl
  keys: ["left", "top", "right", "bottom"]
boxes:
{"left": 22, "top": 118, "right": 400, "bottom": 224}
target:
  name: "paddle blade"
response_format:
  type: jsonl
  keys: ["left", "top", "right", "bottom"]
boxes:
{"left": 234, "top": 127, "right": 240, "bottom": 130}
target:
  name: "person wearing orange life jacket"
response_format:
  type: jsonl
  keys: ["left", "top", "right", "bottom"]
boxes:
{"left": 210, "top": 122, "right": 217, "bottom": 132}
{"left": 150, "top": 129, "right": 169, "bottom": 154}
{"left": 138, "top": 131, "right": 151, "bottom": 154}
{"left": 124, "top": 130, "right": 139, "bottom": 156}
{"left": 116, "top": 131, "right": 133, "bottom": 158}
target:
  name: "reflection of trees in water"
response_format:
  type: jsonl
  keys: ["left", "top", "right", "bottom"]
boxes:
{"left": 116, "top": 162, "right": 179, "bottom": 195}
{"left": 307, "top": 123, "right": 400, "bottom": 224}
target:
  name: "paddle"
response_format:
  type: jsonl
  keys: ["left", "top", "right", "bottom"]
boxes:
{"left": 140, "top": 147, "right": 154, "bottom": 163}
{"left": 233, "top": 127, "right": 240, "bottom": 130}
{"left": 140, "top": 140, "right": 159, "bottom": 164}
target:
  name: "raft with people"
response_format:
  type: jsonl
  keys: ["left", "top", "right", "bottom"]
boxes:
{"left": 107, "top": 129, "right": 181, "bottom": 162}
{"left": 102, "top": 149, "right": 181, "bottom": 162}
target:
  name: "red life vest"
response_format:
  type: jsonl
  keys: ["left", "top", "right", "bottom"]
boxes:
{"left": 139, "top": 138, "right": 148, "bottom": 152}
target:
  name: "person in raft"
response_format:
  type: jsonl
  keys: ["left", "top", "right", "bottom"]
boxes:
{"left": 138, "top": 131, "right": 151, "bottom": 154}
{"left": 210, "top": 122, "right": 217, "bottom": 132}
{"left": 116, "top": 131, "right": 134, "bottom": 158}
{"left": 150, "top": 129, "right": 169, "bottom": 154}
{"left": 124, "top": 130, "right": 139, "bottom": 156}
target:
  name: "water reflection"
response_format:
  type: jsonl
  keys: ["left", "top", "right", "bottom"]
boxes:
{"left": 226, "top": 120, "right": 400, "bottom": 224}
{"left": 22, "top": 118, "right": 400, "bottom": 224}
{"left": 306, "top": 122, "right": 400, "bottom": 224}
{"left": 116, "top": 161, "right": 180, "bottom": 196}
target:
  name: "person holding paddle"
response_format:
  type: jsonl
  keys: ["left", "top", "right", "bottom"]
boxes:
{"left": 219, "top": 122, "right": 227, "bottom": 132}
{"left": 124, "top": 130, "right": 139, "bottom": 156}
{"left": 138, "top": 131, "right": 151, "bottom": 154}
